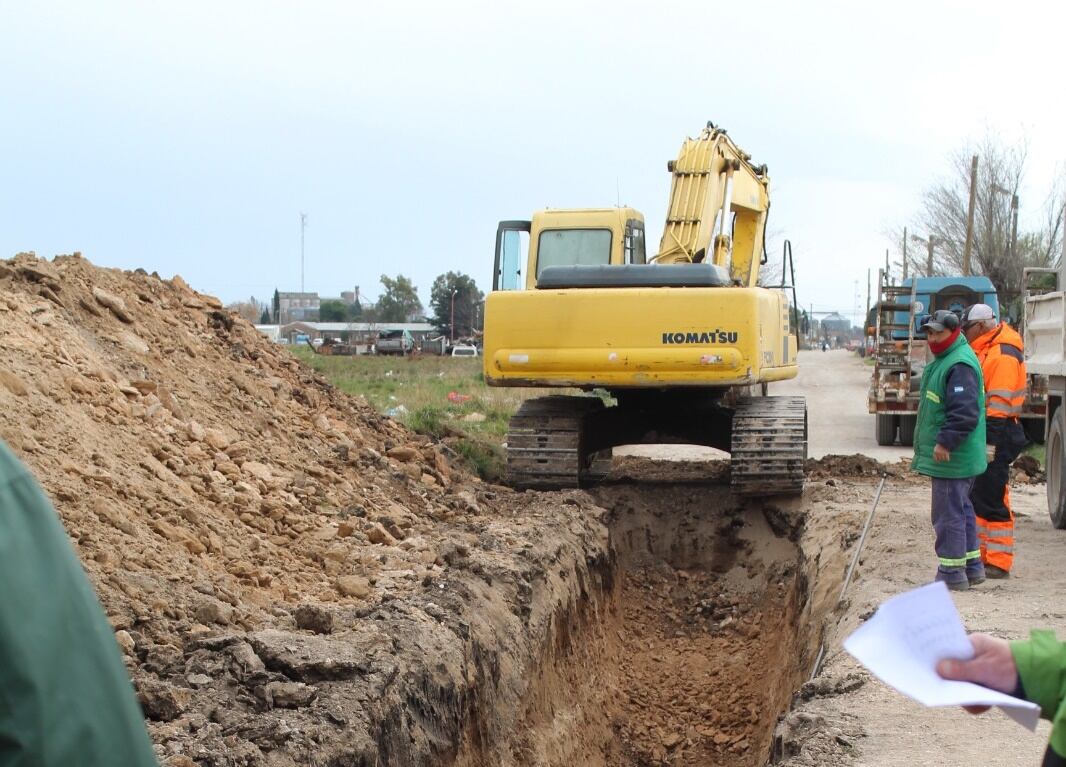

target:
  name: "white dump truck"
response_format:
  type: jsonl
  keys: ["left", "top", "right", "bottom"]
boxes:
{"left": 1024, "top": 246, "right": 1066, "bottom": 528}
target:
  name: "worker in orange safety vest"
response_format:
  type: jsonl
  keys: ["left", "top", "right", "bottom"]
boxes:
{"left": 961, "top": 303, "right": 1029, "bottom": 578}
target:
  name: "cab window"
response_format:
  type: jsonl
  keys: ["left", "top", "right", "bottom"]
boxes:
{"left": 494, "top": 220, "right": 530, "bottom": 291}
{"left": 536, "top": 229, "right": 612, "bottom": 277}
{"left": 624, "top": 219, "right": 646, "bottom": 264}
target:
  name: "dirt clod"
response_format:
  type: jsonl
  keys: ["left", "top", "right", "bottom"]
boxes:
{"left": 293, "top": 604, "right": 334, "bottom": 634}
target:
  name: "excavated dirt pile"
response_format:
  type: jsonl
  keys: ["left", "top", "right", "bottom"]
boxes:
{"left": 0, "top": 253, "right": 613, "bottom": 766}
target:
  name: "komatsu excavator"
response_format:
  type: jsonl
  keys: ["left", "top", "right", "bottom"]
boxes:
{"left": 483, "top": 123, "right": 806, "bottom": 495}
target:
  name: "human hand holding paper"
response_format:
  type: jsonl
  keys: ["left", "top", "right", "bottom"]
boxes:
{"left": 937, "top": 633, "right": 1020, "bottom": 715}
{"left": 843, "top": 582, "right": 1039, "bottom": 730}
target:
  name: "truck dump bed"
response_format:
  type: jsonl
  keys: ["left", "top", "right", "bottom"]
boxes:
{"left": 1026, "top": 287, "right": 1066, "bottom": 376}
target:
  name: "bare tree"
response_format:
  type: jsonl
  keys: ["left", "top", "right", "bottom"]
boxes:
{"left": 919, "top": 136, "right": 1026, "bottom": 287}
{"left": 1030, "top": 170, "right": 1066, "bottom": 267}
{"left": 226, "top": 295, "right": 266, "bottom": 324}
{"left": 756, "top": 226, "right": 787, "bottom": 288}
{"left": 890, "top": 135, "right": 1064, "bottom": 317}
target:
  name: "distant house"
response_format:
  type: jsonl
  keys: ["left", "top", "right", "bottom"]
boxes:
{"left": 277, "top": 292, "right": 320, "bottom": 324}
{"left": 254, "top": 324, "right": 281, "bottom": 343}
{"left": 258, "top": 321, "right": 439, "bottom": 352}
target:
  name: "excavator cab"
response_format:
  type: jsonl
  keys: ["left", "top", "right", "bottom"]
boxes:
{"left": 493, "top": 209, "right": 646, "bottom": 291}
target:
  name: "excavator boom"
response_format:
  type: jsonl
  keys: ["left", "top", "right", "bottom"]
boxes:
{"left": 655, "top": 124, "right": 770, "bottom": 290}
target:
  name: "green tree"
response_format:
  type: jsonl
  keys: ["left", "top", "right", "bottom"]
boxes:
{"left": 319, "top": 300, "right": 363, "bottom": 322}
{"left": 272, "top": 289, "right": 280, "bottom": 323}
{"left": 376, "top": 275, "right": 422, "bottom": 322}
{"left": 429, "top": 271, "right": 484, "bottom": 338}
{"left": 259, "top": 307, "right": 271, "bottom": 324}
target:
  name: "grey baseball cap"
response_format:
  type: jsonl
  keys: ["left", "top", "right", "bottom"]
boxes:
{"left": 920, "top": 309, "right": 960, "bottom": 332}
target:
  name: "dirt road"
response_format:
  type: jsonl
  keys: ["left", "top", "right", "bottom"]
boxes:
{"left": 774, "top": 350, "right": 910, "bottom": 461}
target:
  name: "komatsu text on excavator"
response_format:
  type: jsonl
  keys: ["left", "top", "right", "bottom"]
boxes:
{"left": 483, "top": 123, "right": 806, "bottom": 495}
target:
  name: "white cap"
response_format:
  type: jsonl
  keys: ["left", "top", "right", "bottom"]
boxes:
{"left": 962, "top": 303, "right": 996, "bottom": 324}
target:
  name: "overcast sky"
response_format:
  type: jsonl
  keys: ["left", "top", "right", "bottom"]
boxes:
{"left": 2, "top": 1, "right": 1063, "bottom": 324}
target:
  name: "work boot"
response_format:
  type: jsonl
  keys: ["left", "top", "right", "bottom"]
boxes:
{"left": 966, "top": 563, "right": 986, "bottom": 586}
{"left": 935, "top": 572, "right": 969, "bottom": 591}
{"left": 985, "top": 564, "right": 1010, "bottom": 579}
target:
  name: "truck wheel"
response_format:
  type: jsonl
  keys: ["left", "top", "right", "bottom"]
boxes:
{"left": 898, "top": 415, "right": 916, "bottom": 446}
{"left": 875, "top": 414, "right": 897, "bottom": 446}
{"left": 1048, "top": 410, "right": 1066, "bottom": 529}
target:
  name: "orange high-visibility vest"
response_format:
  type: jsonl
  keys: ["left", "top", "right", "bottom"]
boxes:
{"left": 969, "top": 322, "right": 1027, "bottom": 419}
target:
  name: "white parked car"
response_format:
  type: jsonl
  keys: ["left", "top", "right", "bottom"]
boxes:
{"left": 450, "top": 345, "right": 478, "bottom": 358}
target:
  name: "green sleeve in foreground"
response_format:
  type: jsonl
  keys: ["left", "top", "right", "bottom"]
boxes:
{"left": 0, "top": 440, "right": 159, "bottom": 767}
{"left": 1011, "top": 630, "right": 1066, "bottom": 759}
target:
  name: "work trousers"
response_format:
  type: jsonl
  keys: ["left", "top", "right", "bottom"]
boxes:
{"left": 972, "top": 417, "right": 1027, "bottom": 572}
{"left": 932, "top": 476, "right": 983, "bottom": 585}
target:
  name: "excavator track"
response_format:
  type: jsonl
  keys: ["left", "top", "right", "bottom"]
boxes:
{"left": 505, "top": 396, "right": 609, "bottom": 490}
{"left": 730, "top": 396, "right": 807, "bottom": 496}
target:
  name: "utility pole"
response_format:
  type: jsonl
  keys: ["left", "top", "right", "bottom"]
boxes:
{"left": 927, "top": 235, "right": 935, "bottom": 276}
{"left": 1009, "top": 194, "right": 1019, "bottom": 263}
{"left": 963, "top": 155, "right": 978, "bottom": 276}
{"left": 450, "top": 289, "right": 457, "bottom": 344}
{"left": 866, "top": 268, "right": 871, "bottom": 323}
{"left": 300, "top": 212, "right": 308, "bottom": 293}
{"left": 853, "top": 279, "right": 859, "bottom": 332}
{"left": 902, "top": 227, "right": 908, "bottom": 280}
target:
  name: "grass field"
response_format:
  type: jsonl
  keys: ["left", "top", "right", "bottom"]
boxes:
{"left": 294, "top": 350, "right": 560, "bottom": 479}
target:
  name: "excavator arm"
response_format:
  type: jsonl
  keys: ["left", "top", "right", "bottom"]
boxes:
{"left": 654, "top": 123, "right": 770, "bottom": 289}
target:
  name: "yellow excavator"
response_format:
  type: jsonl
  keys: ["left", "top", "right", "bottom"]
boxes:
{"left": 483, "top": 123, "right": 806, "bottom": 495}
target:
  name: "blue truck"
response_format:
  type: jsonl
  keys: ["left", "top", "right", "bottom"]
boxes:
{"left": 867, "top": 274, "right": 1044, "bottom": 446}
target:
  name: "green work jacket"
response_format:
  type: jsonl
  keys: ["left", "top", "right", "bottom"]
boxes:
{"left": 1013, "top": 630, "right": 1066, "bottom": 760}
{"left": 912, "top": 334, "right": 987, "bottom": 478}
{"left": 0, "top": 440, "right": 158, "bottom": 766}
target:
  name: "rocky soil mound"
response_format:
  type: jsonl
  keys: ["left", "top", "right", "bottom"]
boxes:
{"left": 0, "top": 253, "right": 610, "bottom": 766}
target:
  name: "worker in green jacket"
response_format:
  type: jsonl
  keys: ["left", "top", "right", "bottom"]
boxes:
{"left": 0, "top": 439, "right": 159, "bottom": 766}
{"left": 939, "top": 631, "right": 1066, "bottom": 766}
{"left": 912, "top": 309, "right": 988, "bottom": 590}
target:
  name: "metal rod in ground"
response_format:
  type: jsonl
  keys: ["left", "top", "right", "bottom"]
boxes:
{"left": 808, "top": 473, "right": 888, "bottom": 682}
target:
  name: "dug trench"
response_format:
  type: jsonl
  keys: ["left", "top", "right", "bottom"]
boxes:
{"left": 488, "top": 460, "right": 861, "bottom": 767}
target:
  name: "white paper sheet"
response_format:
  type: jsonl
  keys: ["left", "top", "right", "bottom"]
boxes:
{"left": 843, "top": 581, "right": 1040, "bottom": 730}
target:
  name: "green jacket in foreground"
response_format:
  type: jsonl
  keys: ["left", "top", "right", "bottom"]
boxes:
{"left": 0, "top": 440, "right": 158, "bottom": 767}
{"left": 1013, "top": 630, "right": 1066, "bottom": 760}
{"left": 912, "top": 333, "right": 987, "bottom": 478}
